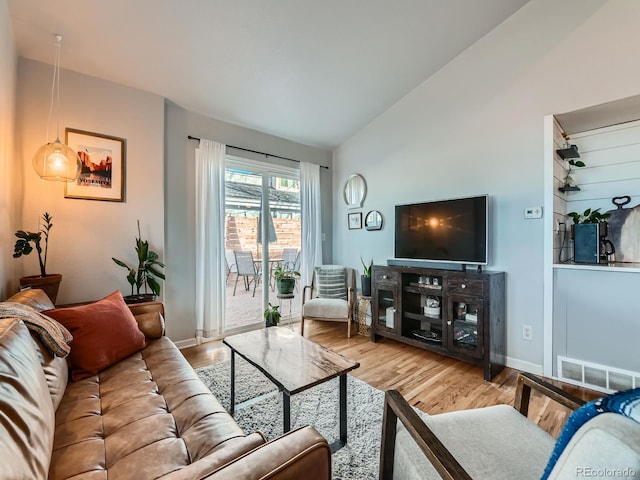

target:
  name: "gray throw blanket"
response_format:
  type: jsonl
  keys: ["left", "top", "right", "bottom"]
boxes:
{"left": 0, "top": 302, "right": 72, "bottom": 358}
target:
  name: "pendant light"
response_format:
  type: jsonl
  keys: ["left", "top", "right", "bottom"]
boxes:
{"left": 32, "top": 34, "right": 81, "bottom": 182}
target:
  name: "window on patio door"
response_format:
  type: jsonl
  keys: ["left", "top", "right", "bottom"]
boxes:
{"left": 223, "top": 157, "right": 301, "bottom": 333}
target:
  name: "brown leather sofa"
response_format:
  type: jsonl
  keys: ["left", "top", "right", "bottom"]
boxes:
{"left": 0, "top": 289, "right": 331, "bottom": 480}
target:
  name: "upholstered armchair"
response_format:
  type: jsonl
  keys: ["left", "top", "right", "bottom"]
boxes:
{"left": 301, "top": 265, "right": 356, "bottom": 338}
{"left": 380, "top": 373, "right": 640, "bottom": 480}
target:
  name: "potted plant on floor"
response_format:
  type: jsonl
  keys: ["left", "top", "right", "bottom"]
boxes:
{"left": 112, "top": 220, "right": 166, "bottom": 304}
{"left": 13, "top": 212, "right": 63, "bottom": 303}
{"left": 360, "top": 257, "right": 372, "bottom": 296}
{"left": 273, "top": 264, "right": 300, "bottom": 295}
{"left": 264, "top": 303, "right": 281, "bottom": 327}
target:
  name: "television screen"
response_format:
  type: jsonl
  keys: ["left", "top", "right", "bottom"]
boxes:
{"left": 395, "top": 195, "right": 488, "bottom": 265}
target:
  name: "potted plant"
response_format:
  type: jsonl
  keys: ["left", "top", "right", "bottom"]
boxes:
{"left": 568, "top": 208, "right": 610, "bottom": 240}
{"left": 112, "top": 221, "right": 166, "bottom": 304}
{"left": 568, "top": 208, "right": 611, "bottom": 263}
{"left": 263, "top": 303, "right": 281, "bottom": 327}
{"left": 273, "top": 264, "right": 300, "bottom": 295}
{"left": 361, "top": 257, "right": 373, "bottom": 296}
{"left": 13, "top": 212, "right": 63, "bottom": 303}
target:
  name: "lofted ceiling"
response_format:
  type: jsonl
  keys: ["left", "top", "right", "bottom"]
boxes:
{"left": 8, "top": 0, "right": 529, "bottom": 149}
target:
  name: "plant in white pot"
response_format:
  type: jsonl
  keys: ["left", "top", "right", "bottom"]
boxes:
{"left": 112, "top": 221, "right": 166, "bottom": 304}
{"left": 13, "top": 212, "right": 63, "bottom": 303}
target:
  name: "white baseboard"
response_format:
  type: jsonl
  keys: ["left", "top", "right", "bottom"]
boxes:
{"left": 505, "top": 356, "right": 543, "bottom": 375}
{"left": 173, "top": 337, "right": 197, "bottom": 349}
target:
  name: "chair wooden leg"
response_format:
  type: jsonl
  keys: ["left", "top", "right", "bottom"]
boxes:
{"left": 301, "top": 317, "right": 305, "bottom": 336}
{"left": 347, "top": 318, "right": 352, "bottom": 338}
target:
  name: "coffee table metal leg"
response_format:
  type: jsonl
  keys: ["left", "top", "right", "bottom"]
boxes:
{"left": 283, "top": 392, "right": 291, "bottom": 433}
{"left": 339, "top": 373, "right": 347, "bottom": 444}
{"left": 230, "top": 350, "right": 236, "bottom": 414}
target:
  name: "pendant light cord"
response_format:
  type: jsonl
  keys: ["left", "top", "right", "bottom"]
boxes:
{"left": 45, "top": 34, "right": 63, "bottom": 143}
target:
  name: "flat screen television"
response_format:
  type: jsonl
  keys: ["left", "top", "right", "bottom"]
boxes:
{"left": 395, "top": 195, "right": 488, "bottom": 266}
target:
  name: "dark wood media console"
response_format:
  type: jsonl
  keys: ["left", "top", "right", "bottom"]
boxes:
{"left": 371, "top": 265, "right": 505, "bottom": 381}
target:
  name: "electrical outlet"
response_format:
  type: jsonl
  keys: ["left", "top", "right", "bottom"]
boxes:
{"left": 554, "top": 219, "right": 560, "bottom": 234}
{"left": 522, "top": 324, "right": 533, "bottom": 341}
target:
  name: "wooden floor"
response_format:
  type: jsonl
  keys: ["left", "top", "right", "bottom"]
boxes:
{"left": 181, "top": 320, "right": 601, "bottom": 438}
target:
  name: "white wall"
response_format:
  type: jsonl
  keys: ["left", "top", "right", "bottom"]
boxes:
{"left": 0, "top": 0, "right": 17, "bottom": 299}
{"left": 164, "top": 102, "right": 332, "bottom": 342}
{"left": 332, "top": 0, "right": 640, "bottom": 370}
{"left": 15, "top": 58, "right": 165, "bottom": 304}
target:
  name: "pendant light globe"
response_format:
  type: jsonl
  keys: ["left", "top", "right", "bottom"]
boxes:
{"left": 33, "top": 138, "right": 81, "bottom": 181}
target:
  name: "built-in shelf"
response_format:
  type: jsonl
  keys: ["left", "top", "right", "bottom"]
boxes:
{"left": 553, "top": 262, "right": 640, "bottom": 273}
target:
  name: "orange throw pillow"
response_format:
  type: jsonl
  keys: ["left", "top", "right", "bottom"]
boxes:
{"left": 45, "top": 291, "right": 146, "bottom": 381}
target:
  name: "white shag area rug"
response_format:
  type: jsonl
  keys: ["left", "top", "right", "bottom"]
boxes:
{"left": 196, "top": 357, "right": 385, "bottom": 480}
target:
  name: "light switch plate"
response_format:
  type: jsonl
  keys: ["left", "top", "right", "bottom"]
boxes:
{"left": 524, "top": 206, "right": 543, "bottom": 219}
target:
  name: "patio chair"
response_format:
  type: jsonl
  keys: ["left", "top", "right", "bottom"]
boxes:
{"left": 281, "top": 248, "right": 299, "bottom": 270}
{"left": 225, "top": 250, "right": 237, "bottom": 285}
{"left": 281, "top": 248, "right": 300, "bottom": 291}
{"left": 379, "top": 372, "right": 640, "bottom": 479}
{"left": 233, "top": 250, "right": 261, "bottom": 297}
{"left": 301, "top": 265, "right": 355, "bottom": 338}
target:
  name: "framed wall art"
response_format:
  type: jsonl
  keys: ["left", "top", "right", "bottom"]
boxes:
{"left": 348, "top": 212, "right": 362, "bottom": 230}
{"left": 64, "top": 128, "right": 126, "bottom": 202}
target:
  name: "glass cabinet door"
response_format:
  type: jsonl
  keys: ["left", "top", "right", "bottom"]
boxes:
{"left": 375, "top": 287, "right": 397, "bottom": 334}
{"left": 448, "top": 298, "right": 483, "bottom": 358}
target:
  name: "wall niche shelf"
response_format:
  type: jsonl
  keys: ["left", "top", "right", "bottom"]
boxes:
{"left": 558, "top": 186, "right": 580, "bottom": 193}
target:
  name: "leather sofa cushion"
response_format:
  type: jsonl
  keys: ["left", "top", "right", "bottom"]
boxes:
{"left": 31, "top": 335, "right": 69, "bottom": 411}
{"left": 6, "top": 288, "right": 55, "bottom": 311}
{"left": 0, "top": 318, "right": 55, "bottom": 479}
{"left": 46, "top": 291, "right": 146, "bottom": 380}
{"left": 49, "top": 337, "right": 264, "bottom": 480}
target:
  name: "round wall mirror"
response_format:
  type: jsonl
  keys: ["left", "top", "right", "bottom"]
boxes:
{"left": 343, "top": 174, "right": 367, "bottom": 208}
{"left": 365, "top": 210, "right": 383, "bottom": 231}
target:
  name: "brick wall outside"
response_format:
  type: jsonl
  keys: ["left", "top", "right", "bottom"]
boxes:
{"left": 225, "top": 216, "right": 300, "bottom": 258}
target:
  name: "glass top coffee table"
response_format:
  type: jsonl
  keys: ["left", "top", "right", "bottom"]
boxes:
{"left": 223, "top": 327, "right": 360, "bottom": 449}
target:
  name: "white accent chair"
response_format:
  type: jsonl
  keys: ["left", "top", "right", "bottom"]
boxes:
{"left": 380, "top": 372, "right": 640, "bottom": 480}
{"left": 301, "top": 265, "right": 355, "bottom": 338}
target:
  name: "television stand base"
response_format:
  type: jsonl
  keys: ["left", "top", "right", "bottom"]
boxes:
{"left": 462, "top": 264, "right": 483, "bottom": 273}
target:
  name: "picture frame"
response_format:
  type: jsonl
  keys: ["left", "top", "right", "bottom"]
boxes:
{"left": 64, "top": 128, "right": 126, "bottom": 202}
{"left": 348, "top": 212, "right": 362, "bottom": 230}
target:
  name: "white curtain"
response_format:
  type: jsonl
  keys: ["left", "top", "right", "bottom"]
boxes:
{"left": 300, "top": 162, "right": 323, "bottom": 287}
{"left": 195, "top": 139, "right": 226, "bottom": 341}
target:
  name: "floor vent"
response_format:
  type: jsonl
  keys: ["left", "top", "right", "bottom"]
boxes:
{"left": 558, "top": 356, "right": 639, "bottom": 393}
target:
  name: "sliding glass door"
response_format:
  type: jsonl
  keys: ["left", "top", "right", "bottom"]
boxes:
{"left": 223, "top": 157, "right": 300, "bottom": 332}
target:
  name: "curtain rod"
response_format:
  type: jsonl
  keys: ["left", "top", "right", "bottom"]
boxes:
{"left": 187, "top": 135, "right": 329, "bottom": 169}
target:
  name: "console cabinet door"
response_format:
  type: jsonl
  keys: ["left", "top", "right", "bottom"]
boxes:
{"left": 372, "top": 267, "right": 400, "bottom": 338}
{"left": 447, "top": 296, "right": 484, "bottom": 358}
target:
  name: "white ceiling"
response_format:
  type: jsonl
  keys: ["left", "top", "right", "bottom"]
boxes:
{"left": 8, "top": 0, "right": 529, "bottom": 149}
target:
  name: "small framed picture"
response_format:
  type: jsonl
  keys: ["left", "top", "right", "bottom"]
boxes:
{"left": 64, "top": 128, "right": 126, "bottom": 202}
{"left": 348, "top": 212, "right": 362, "bottom": 230}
